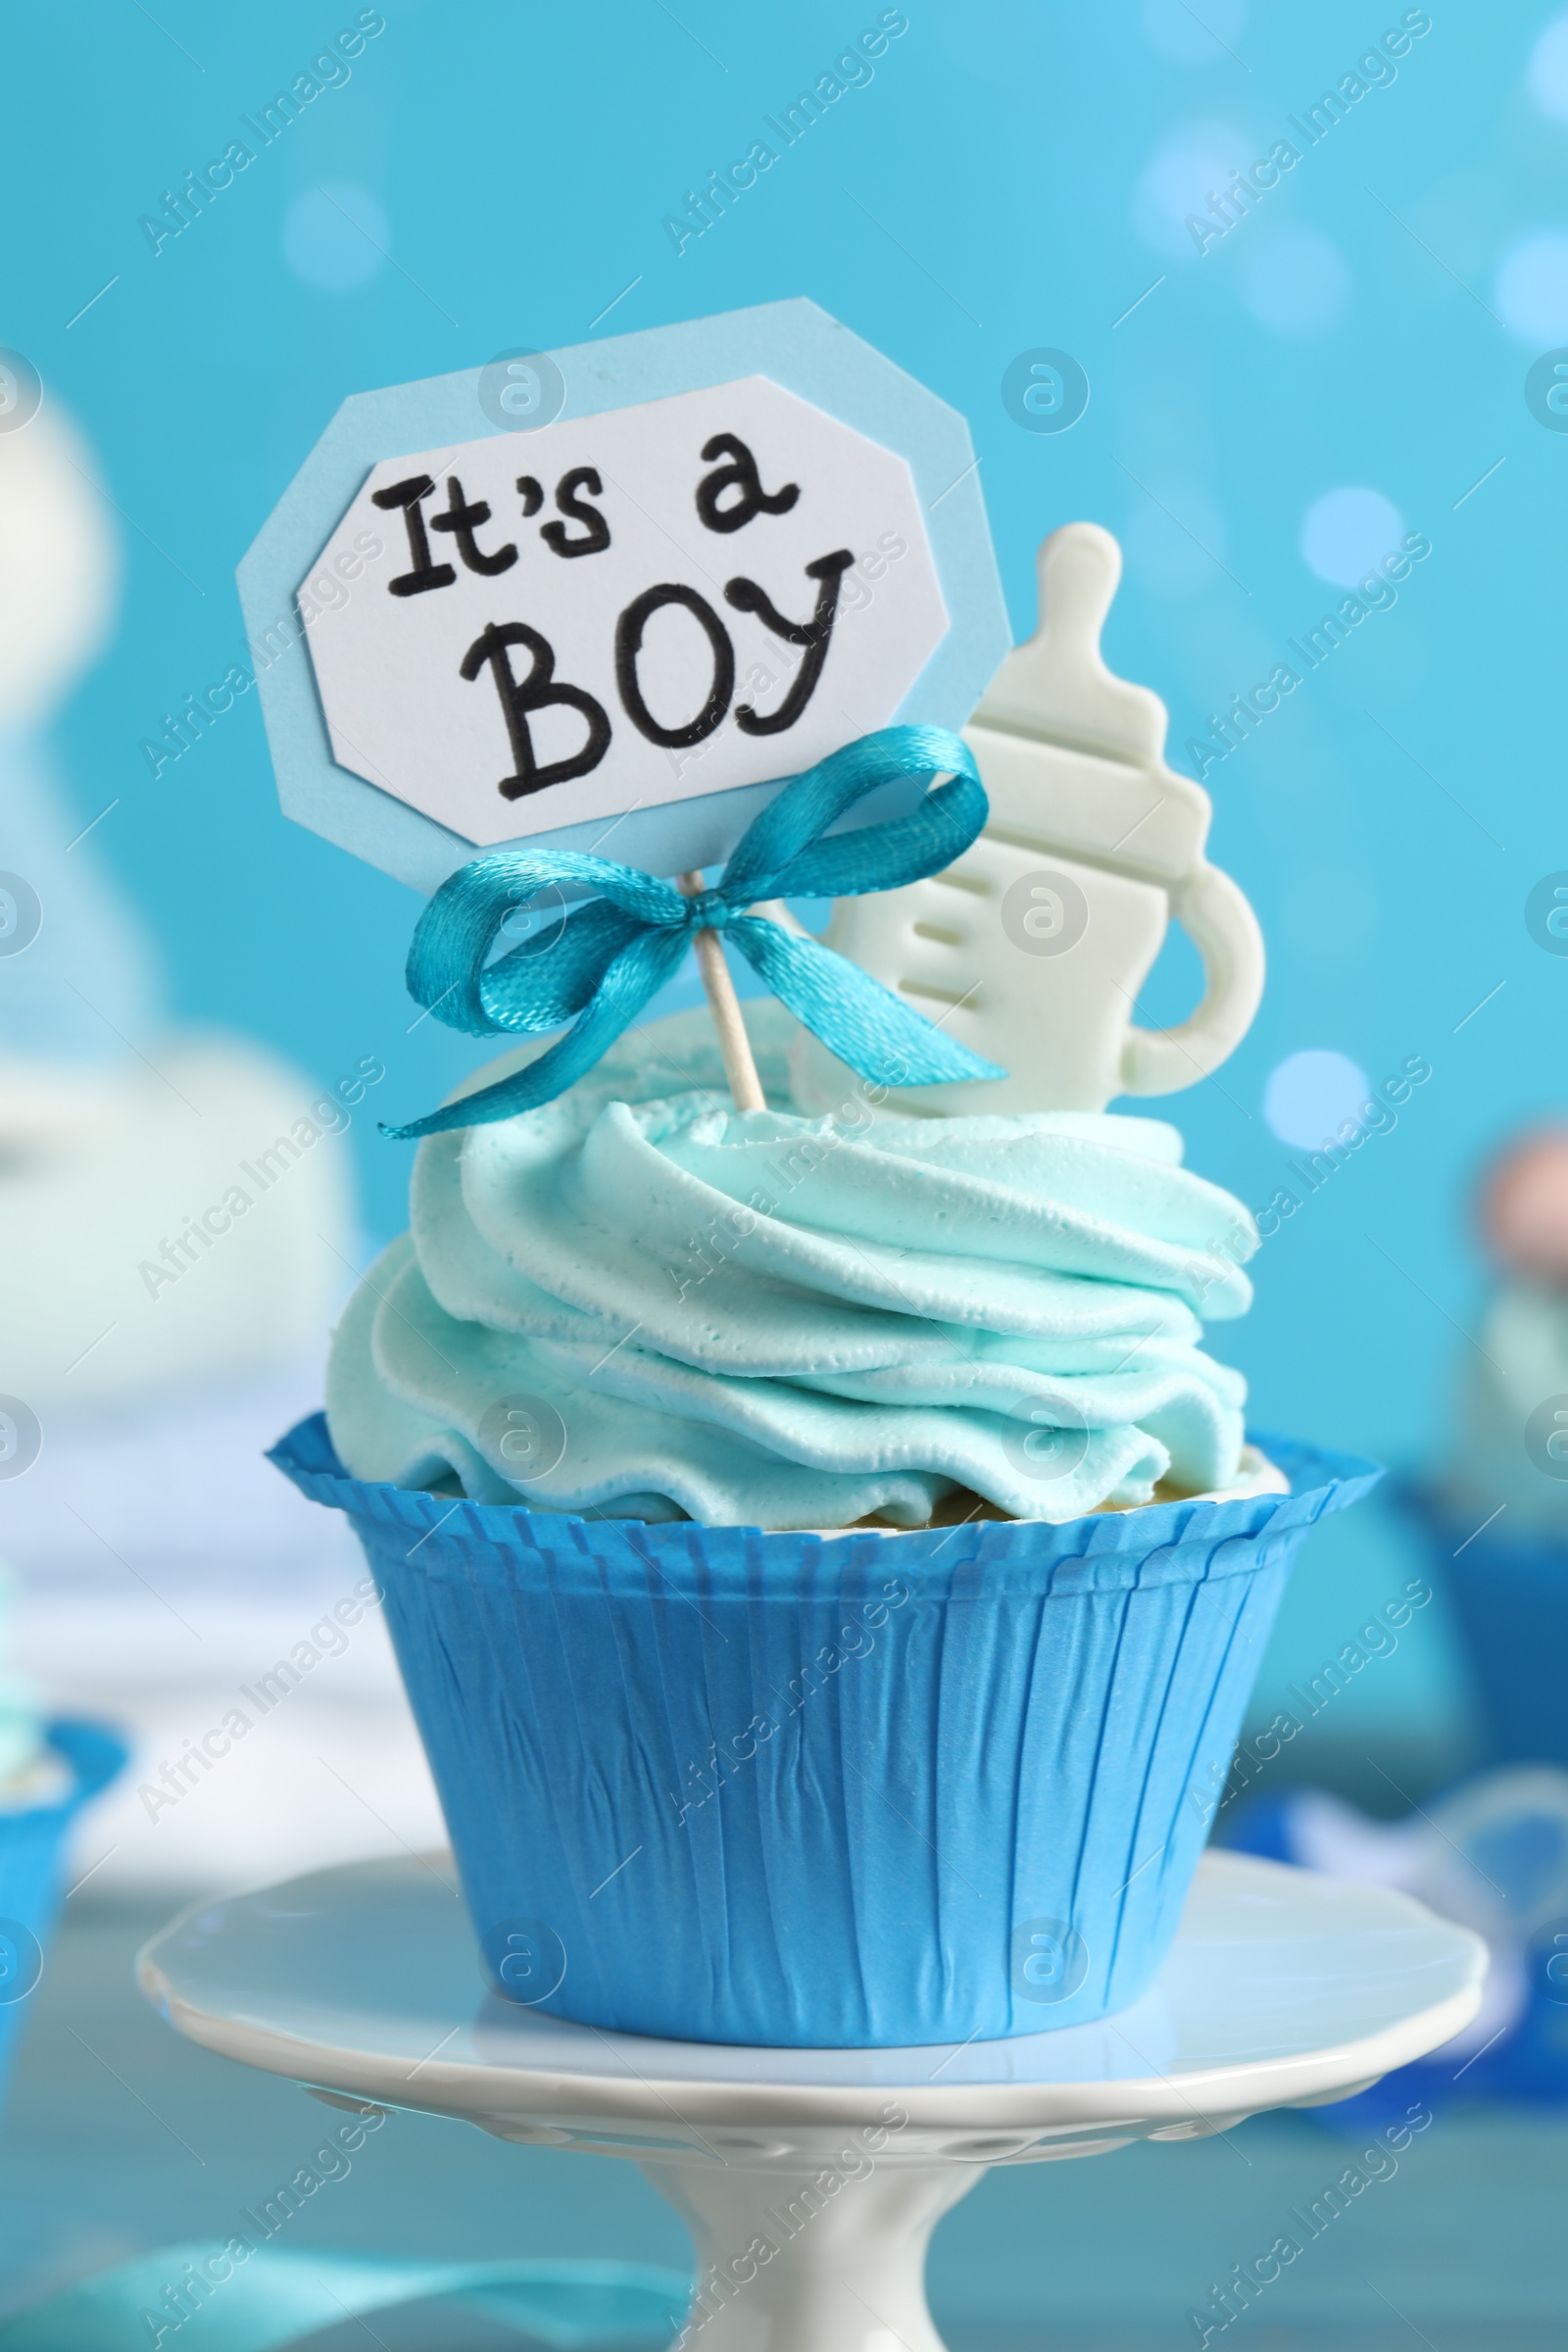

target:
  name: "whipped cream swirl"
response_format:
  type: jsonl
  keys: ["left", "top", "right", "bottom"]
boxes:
{"left": 327, "top": 1007, "right": 1256, "bottom": 1529}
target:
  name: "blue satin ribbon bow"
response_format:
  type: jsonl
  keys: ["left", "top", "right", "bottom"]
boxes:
{"left": 383, "top": 723, "right": 1004, "bottom": 1141}
{"left": 0, "top": 2243, "right": 688, "bottom": 2351}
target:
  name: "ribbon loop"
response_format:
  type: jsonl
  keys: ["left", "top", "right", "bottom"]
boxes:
{"left": 383, "top": 724, "right": 1005, "bottom": 1141}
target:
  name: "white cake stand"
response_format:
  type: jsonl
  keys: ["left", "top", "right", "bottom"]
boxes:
{"left": 139, "top": 1850, "right": 1484, "bottom": 2352}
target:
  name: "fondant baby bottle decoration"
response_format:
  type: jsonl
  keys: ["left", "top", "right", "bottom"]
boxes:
{"left": 790, "top": 522, "right": 1264, "bottom": 1114}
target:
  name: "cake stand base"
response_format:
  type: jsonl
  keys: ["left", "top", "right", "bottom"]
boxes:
{"left": 650, "top": 2160, "right": 977, "bottom": 2352}
{"left": 139, "top": 1850, "right": 1485, "bottom": 2352}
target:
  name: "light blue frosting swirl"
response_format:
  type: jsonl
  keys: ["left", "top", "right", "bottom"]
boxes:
{"left": 326, "top": 1005, "right": 1255, "bottom": 1529}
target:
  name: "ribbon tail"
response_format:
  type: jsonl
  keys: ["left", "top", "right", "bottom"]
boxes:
{"left": 382, "top": 927, "right": 689, "bottom": 1140}
{"left": 0, "top": 2241, "right": 688, "bottom": 2352}
{"left": 731, "top": 918, "right": 1004, "bottom": 1088}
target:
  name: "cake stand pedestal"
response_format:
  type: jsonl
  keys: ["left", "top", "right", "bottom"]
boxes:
{"left": 139, "top": 1850, "right": 1484, "bottom": 2352}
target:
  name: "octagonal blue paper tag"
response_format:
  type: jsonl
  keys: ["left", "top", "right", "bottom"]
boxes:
{"left": 237, "top": 298, "right": 1008, "bottom": 894}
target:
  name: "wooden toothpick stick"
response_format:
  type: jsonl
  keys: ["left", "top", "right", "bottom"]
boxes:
{"left": 676, "top": 871, "right": 765, "bottom": 1111}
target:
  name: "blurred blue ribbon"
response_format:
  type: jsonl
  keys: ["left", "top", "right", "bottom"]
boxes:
{"left": 383, "top": 723, "right": 1004, "bottom": 1141}
{"left": 0, "top": 2243, "right": 689, "bottom": 2352}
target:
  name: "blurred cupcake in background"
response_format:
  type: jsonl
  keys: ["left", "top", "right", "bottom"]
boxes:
{"left": 0, "top": 379, "right": 407, "bottom": 1906}
{"left": 0, "top": 394, "right": 357, "bottom": 1421}
{"left": 1404, "top": 1127, "right": 1568, "bottom": 1769}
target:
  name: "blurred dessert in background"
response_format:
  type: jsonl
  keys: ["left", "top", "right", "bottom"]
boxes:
{"left": 0, "top": 390, "right": 439, "bottom": 1891}
{"left": 1452, "top": 1128, "right": 1568, "bottom": 1528}
{"left": 0, "top": 398, "right": 354, "bottom": 1410}
{"left": 1402, "top": 1125, "right": 1568, "bottom": 1772}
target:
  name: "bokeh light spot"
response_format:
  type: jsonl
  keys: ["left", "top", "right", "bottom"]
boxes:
{"left": 1529, "top": 14, "right": 1568, "bottom": 122}
{"left": 1495, "top": 229, "right": 1568, "bottom": 343}
{"left": 1299, "top": 487, "right": 1403, "bottom": 587}
{"left": 1132, "top": 121, "right": 1251, "bottom": 261}
{"left": 1263, "top": 1050, "right": 1372, "bottom": 1151}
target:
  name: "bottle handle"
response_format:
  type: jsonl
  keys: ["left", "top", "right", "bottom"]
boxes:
{"left": 1119, "top": 859, "right": 1265, "bottom": 1097}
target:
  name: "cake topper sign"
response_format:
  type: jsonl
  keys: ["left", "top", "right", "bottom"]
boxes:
{"left": 238, "top": 300, "right": 1009, "bottom": 896}
{"left": 302, "top": 378, "right": 950, "bottom": 858}
{"left": 239, "top": 302, "right": 1014, "bottom": 1123}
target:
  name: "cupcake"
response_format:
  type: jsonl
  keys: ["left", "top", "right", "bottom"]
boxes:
{"left": 274, "top": 1001, "right": 1373, "bottom": 2046}
{"left": 0, "top": 1567, "right": 126, "bottom": 2105}
{"left": 1403, "top": 1128, "right": 1568, "bottom": 1769}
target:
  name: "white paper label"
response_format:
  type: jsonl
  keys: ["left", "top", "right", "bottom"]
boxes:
{"left": 299, "top": 376, "right": 948, "bottom": 855}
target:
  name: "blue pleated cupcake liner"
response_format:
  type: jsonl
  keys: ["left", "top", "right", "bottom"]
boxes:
{"left": 272, "top": 1414, "right": 1377, "bottom": 2048}
{"left": 1398, "top": 1478, "right": 1568, "bottom": 1772}
{"left": 0, "top": 1720, "right": 126, "bottom": 2108}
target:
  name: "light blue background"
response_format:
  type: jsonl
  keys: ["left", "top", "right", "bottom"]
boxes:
{"left": 12, "top": 0, "right": 1567, "bottom": 1764}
